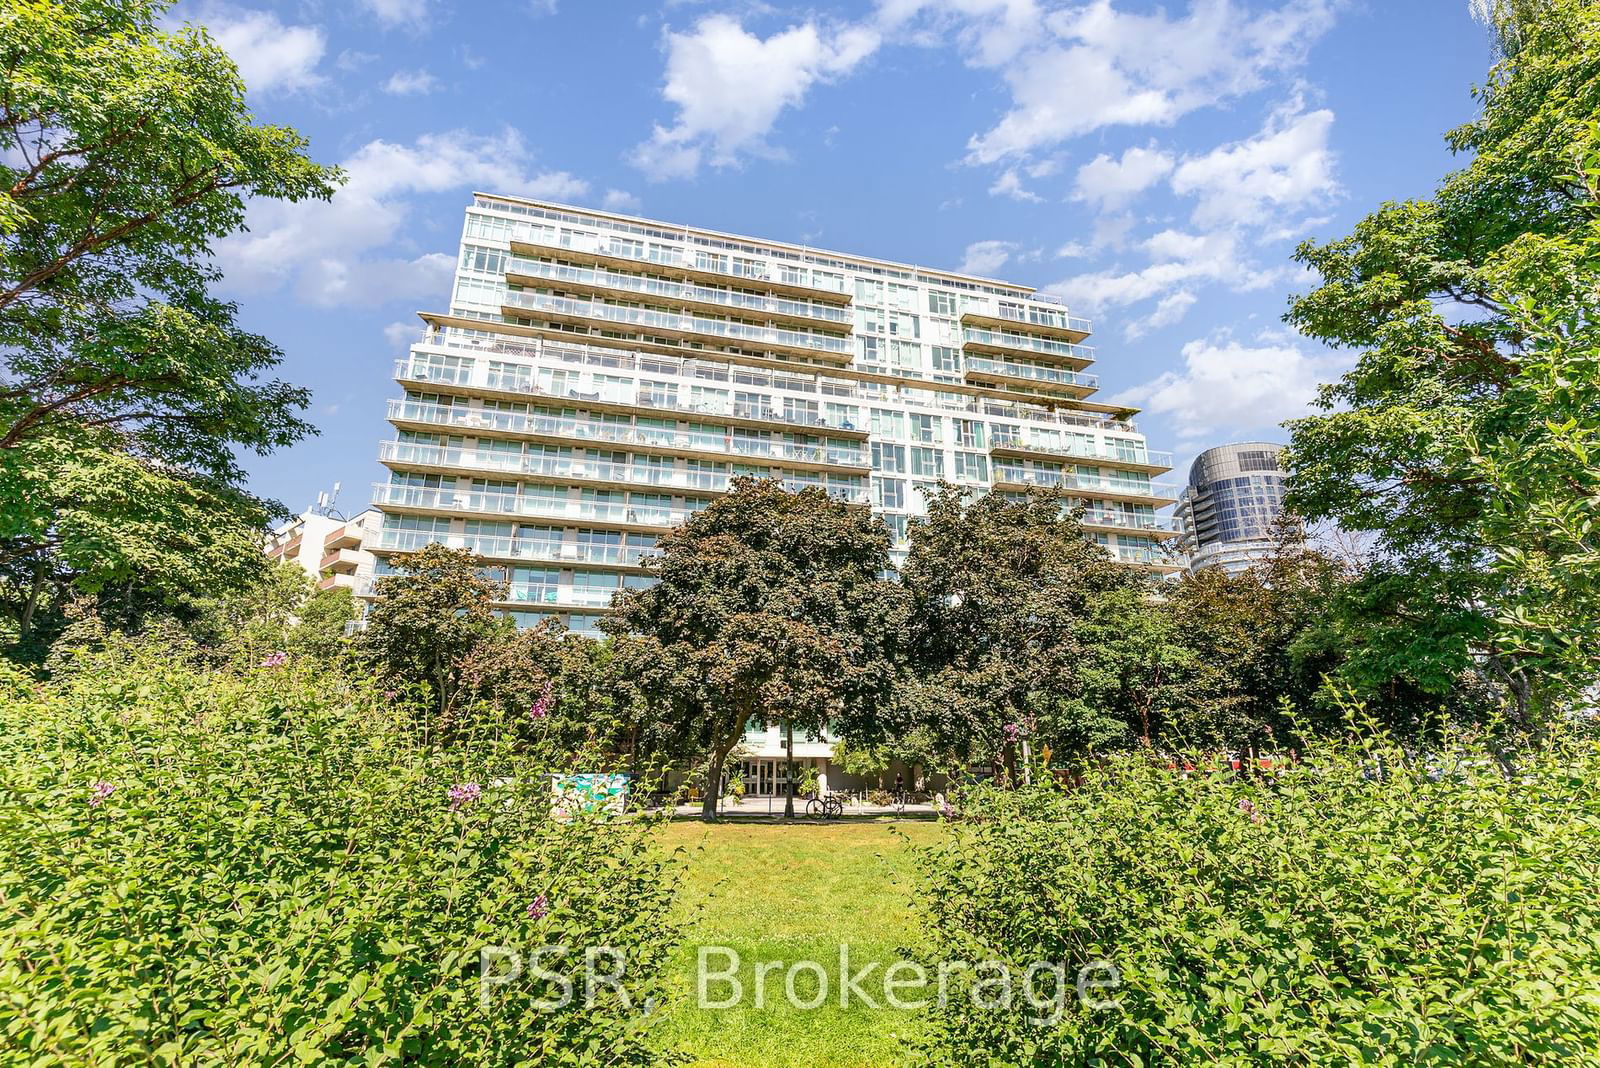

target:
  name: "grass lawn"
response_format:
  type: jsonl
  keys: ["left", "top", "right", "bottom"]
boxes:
{"left": 650, "top": 819, "right": 944, "bottom": 1067}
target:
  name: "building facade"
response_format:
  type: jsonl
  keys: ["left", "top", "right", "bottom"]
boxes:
{"left": 1173, "top": 442, "right": 1289, "bottom": 574}
{"left": 368, "top": 194, "right": 1180, "bottom": 792}
{"left": 265, "top": 506, "right": 382, "bottom": 594}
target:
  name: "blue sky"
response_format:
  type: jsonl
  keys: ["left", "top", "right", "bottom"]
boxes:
{"left": 180, "top": 0, "right": 1494, "bottom": 516}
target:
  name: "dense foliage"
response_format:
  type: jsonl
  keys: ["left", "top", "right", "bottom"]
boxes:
{"left": 605, "top": 477, "right": 907, "bottom": 817}
{"left": 0, "top": 0, "right": 340, "bottom": 655}
{"left": 915, "top": 733, "right": 1600, "bottom": 1065}
{"left": 1284, "top": 0, "right": 1600, "bottom": 724}
{"left": 0, "top": 636, "right": 680, "bottom": 1065}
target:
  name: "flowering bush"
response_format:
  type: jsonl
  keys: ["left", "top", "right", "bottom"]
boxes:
{"left": 913, "top": 736, "right": 1600, "bottom": 1065}
{"left": 0, "top": 641, "right": 681, "bottom": 1065}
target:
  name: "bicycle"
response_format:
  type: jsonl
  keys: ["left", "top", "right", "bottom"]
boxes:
{"left": 805, "top": 793, "right": 844, "bottom": 819}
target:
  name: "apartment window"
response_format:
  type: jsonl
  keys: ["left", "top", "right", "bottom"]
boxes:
{"left": 639, "top": 379, "right": 678, "bottom": 408}
{"left": 855, "top": 279, "right": 883, "bottom": 305}
{"left": 874, "top": 477, "right": 907, "bottom": 510}
{"left": 930, "top": 346, "right": 961, "bottom": 373}
{"left": 460, "top": 245, "right": 507, "bottom": 275}
{"left": 910, "top": 413, "right": 941, "bottom": 444}
{"left": 696, "top": 250, "right": 729, "bottom": 273}
{"left": 870, "top": 408, "right": 907, "bottom": 439}
{"left": 953, "top": 419, "right": 986, "bottom": 449}
{"left": 927, "top": 291, "right": 959, "bottom": 316}
{"left": 889, "top": 312, "right": 920, "bottom": 339}
{"left": 953, "top": 451, "right": 989, "bottom": 482}
{"left": 783, "top": 397, "right": 820, "bottom": 425}
{"left": 910, "top": 447, "right": 944, "bottom": 478}
{"left": 871, "top": 443, "right": 907, "bottom": 474}
{"left": 889, "top": 284, "right": 919, "bottom": 310}
{"left": 825, "top": 403, "right": 860, "bottom": 430}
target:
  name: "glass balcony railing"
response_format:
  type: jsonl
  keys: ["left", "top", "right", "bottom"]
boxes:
{"left": 989, "top": 433, "right": 1173, "bottom": 470}
{"left": 377, "top": 441, "right": 870, "bottom": 503}
{"left": 990, "top": 468, "right": 1180, "bottom": 499}
{"left": 395, "top": 355, "right": 869, "bottom": 436}
{"left": 964, "top": 356, "right": 1099, "bottom": 391}
{"left": 386, "top": 399, "right": 869, "bottom": 467}
{"left": 1077, "top": 510, "right": 1179, "bottom": 533}
{"left": 962, "top": 327, "right": 1094, "bottom": 365}
{"left": 514, "top": 230, "right": 851, "bottom": 297}
{"left": 967, "top": 303, "right": 1093, "bottom": 337}
{"left": 403, "top": 329, "right": 1146, "bottom": 435}
{"left": 368, "top": 528, "right": 657, "bottom": 567}
{"left": 502, "top": 291, "right": 852, "bottom": 356}
{"left": 506, "top": 258, "right": 851, "bottom": 325}
{"left": 371, "top": 483, "right": 703, "bottom": 528}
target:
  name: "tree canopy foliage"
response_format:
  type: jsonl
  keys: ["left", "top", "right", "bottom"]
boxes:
{"left": 1283, "top": 0, "right": 1600, "bottom": 724}
{"left": 0, "top": 0, "right": 341, "bottom": 656}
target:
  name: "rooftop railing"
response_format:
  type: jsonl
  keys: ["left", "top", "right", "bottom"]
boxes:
{"left": 965, "top": 355, "right": 1099, "bottom": 391}
{"left": 963, "top": 327, "right": 1094, "bottom": 364}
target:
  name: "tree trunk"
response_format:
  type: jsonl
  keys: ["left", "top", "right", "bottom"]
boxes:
{"left": 702, "top": 741, "right": 733, "bottom": 820}
{"left": 784, "top": 718, "right": 796, "bottom": 818}
{"left": 17, "top": 554, "right": 47, "bottom": 644}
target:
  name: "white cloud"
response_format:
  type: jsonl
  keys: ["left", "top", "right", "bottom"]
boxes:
{"left": 1123, "top": 289, "right": 1196, "bottom": 340}
{"left": 216, "top": 129, "right": 588, "bottom": 307}
{"left": 384, "top": 320, "right": 421, "bottom": 350}
{"left": 199, "top": 7, "right": 326, "bottom": 95}
{"left": 336, "top": 49, "right": 378, "bottom": 72}
{"left": 359, "top": 0, "right": 429, "bottom": 27}
{"left": 1170, "top": 103, "right": 1338, "bottom": 228}
{"left": 989, "top": 167, "right": 1043, "bottom": 202}
{"left": 1072, "top": 144, "right": 1174, "bottom": 212}
{"left": 911, "top": 0, "right": 1340, "bottom": 164}
{"left": 958, "top": 239, "right": 1018, "bottom": 276}
{"left": 382, "top": 68, "right": 441, "bottom": 95}
{"left": 602, "top": 189, "right": 643, "bottom": 213}
{"left": 1050, "top": 228, "right": 1283, "bottom": 311}
{"left": 1111, "top": 335, "right": 1349, "bottom": 441}
{"left": 632, "top": 14, "right": 881, "bottom": 179}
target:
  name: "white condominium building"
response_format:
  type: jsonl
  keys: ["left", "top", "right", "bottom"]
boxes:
{"left": 368, "top": 193, "right": 1180, "bottom": 636}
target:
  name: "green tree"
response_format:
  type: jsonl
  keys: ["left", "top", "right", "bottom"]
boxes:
{"left": 0, "top": 0, "right": 341, "bottom": 655}
{"left": 604, "top": 478, "right": 906, "bottom": 819}
{"left": 1283, "top": 0, "right": 1600, "bottom": 725}
{"left": 359, "top": 545, "right": 507, "bottom": 731}
{"left": 898, "top": 483, "right": 1143, "bottom": 772}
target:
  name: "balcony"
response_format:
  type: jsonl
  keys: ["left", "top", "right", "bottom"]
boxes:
{"left": 377, "top": 441, "right": 870, "bottom": 503}
{"left": 989, "top": 435, "right": 1173, "bottom": 474}
{"left": 507, "top": 234, "right": 853, "bottom": 304}
{"left": 365, "top": 528, "right": 659, "bottom": 570}
{"left": 319, "top": 547, "right": 364, "bottom": 573}
{"left": 991, "top": 469, "right": 1181, "bottom": 506}
{"left": 386, "top": 399, "right": 870, "bottom": 473}
{"left": 963, "top": 356, "right": 1099, "bottom": 398}
{"left": 1078, "top": 510, "right": 1181, "bottom": 538}
{"left": 372, "top": 482, "right": 699, "bottom": 531}
{"left": 505, "top": 257, "right": 852, "bottom": 330}
{"left": 394, "top": 355, "right": 871, "bottom": 440}
{"left": 961, "top": 327, "right": 1094, "bottom": 370}
{"left": 960, "top": 307, "right": 1092, "bottom": 344}
{"left": 501, "top": 290, "right": 853, "bottom": 365}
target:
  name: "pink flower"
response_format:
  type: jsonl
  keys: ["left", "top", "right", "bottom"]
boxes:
{"left": 1238, "top": 798, "right": 1263, "bottom": 824}
{"left": 1002, "top": 722, "right": 1023, "bottom": 745}
{"left": 529, "top": 681, "right": 553, "bottom": 722}
{"left": 382, "top": 689, "right": 398, "bottom": 701}
{"left": 526, "top": 894, "right": 549, "bottom": 920}
{"left": 89, "top": 781, "right": 115, "bottom": 807}
{"left": 448, "top": 783, "right": 482, "bottom": 811}
{"left": 258, "top": 651, "right": 288, "bottom": 668}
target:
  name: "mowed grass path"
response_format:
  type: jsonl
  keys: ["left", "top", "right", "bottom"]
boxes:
{"left": 650, "top": 819, "right": 943, "bottom": 1067}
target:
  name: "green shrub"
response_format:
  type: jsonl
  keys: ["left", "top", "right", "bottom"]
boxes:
{"left": 0, "top": 642, "right": 680, "bottom": 1065}
{"left": 914, "top": 738, "right": 1600, "bottom": 1065}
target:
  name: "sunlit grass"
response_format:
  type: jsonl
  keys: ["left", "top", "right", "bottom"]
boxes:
{"left": 650, "top": 819, "right": 943, "bottom": 1067}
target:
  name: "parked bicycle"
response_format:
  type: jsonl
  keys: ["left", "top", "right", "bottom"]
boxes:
{"left": 805, "top": 792, "right": 845, "bottom": 819}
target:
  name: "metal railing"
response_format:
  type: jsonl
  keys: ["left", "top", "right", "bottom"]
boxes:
{"left": 376, "top": 442, "right": 870, "bottom": 502}
{"left": 502, "top": 291, "right": 852, "bottom": 355}
{"left": 989, "top": 434, "right": 1173, "bottom": 469}
{"left": 506, "top": 257, "right": 851, "bottom": 324}
{"left": 965, "top": 356, "right": 1099, "bottom": 391}
{"left": 990, "top": 468, "right": 1180, "bottom": 499}
{"left": 385, "top": 399, "right": 869, "bottom": 467}
{"left": 963, "top": 327, "right": 1094, "bottom": 365}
